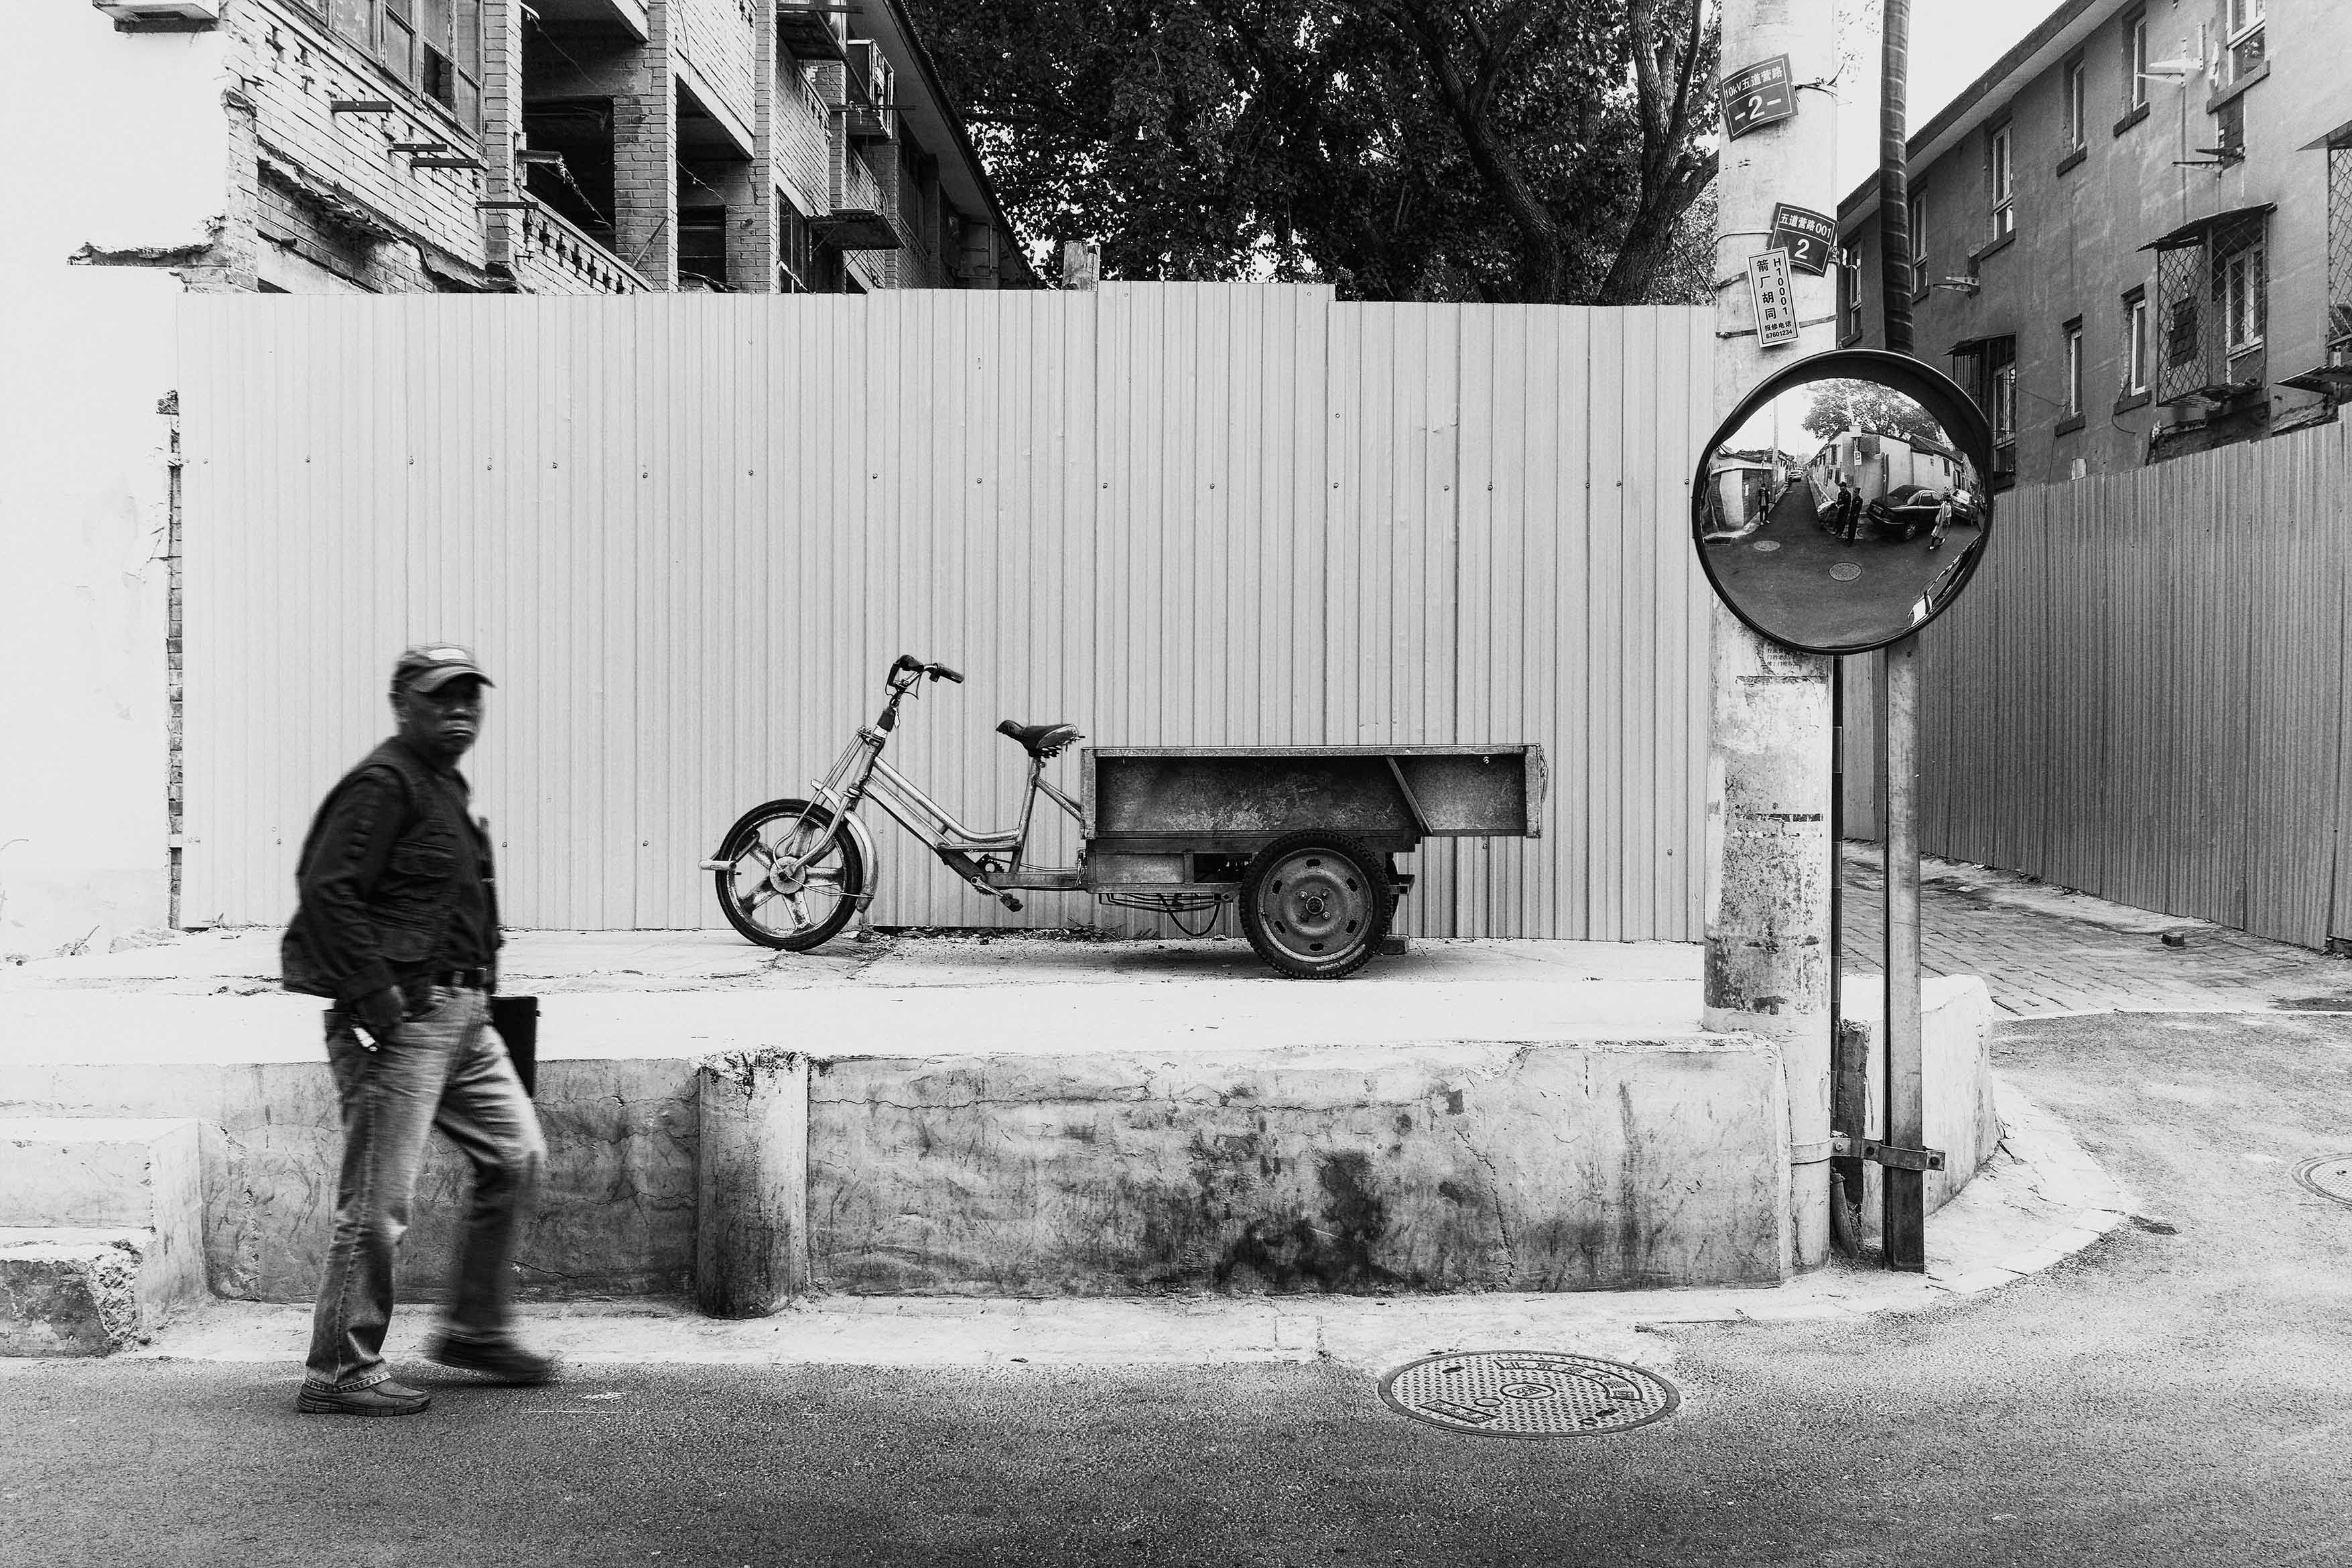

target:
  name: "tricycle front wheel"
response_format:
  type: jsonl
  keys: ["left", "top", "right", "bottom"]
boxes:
{"left": 712, "top": 797, "right": 866, "bottom": 951}
{"left": 1240, "top": 831, "right": 1389, "bottom": 980}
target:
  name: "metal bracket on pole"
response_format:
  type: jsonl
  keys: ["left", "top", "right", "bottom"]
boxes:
{"left": 1831, "top": 1132, "right": 1946, "bottom": 1171}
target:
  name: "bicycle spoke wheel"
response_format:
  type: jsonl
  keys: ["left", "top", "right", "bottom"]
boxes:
{"left": 712, "top": 797, "right": 866, "bottom": 952}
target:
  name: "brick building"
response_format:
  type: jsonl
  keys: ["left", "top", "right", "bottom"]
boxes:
{"left": 74, "top": 0, "right": 1030, "bottom": 296}
{"left": 1835, "top": 0, "right": 2352, "bottom": 482}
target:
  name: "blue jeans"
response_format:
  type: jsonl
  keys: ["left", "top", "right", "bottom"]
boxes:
{"left": 305, "top": 985, "right": 546, "bottom": 1390}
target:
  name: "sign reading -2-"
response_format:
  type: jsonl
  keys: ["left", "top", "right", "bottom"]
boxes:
{"left": 1721, "top": 55, "right": 1796, "bottom": 139}
{"left": 1768, "top": 203, "right": 1837, "bottom": 275}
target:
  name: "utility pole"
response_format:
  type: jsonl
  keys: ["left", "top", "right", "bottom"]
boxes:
{"left": 1876, "top": 0, "right": 1929, "bottom": 1271}
{"left": 1706, "top": 0, "right": 1843, "bottom": 1274}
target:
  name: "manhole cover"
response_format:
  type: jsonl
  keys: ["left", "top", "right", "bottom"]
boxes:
{"left": 2294, "top": 1155, "right": 2352, "bottom": 1207}
{"left": 1829, "top": 563, "right": 1862, "bottom": 582}
{"left": 1379, "top": 1350, "right": 1678, "bottom": 1439}
{"left": 1752, "top": 540, "right": 1782, "bottom": 552}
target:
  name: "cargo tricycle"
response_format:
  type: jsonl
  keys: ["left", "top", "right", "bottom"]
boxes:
{"left": 702, "top": 655, "right": 1547, "bottom": 978}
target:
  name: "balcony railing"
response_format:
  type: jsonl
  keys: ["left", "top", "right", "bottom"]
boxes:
{"left": 517, "top": 204, "right": 653, "bottom": 296}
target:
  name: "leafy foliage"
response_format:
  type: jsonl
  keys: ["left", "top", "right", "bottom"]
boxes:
{"left": 1800, "top": 381, "right": 1947, "bottom": 448}
{"left": 909, "top": 0, "right": 1717, "bottom": 304}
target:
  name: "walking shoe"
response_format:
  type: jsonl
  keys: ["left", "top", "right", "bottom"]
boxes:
{"left": 298, "top": 1378, "right": 432, "bottom": 1417}
{"left": 423, "top": 1332, "right": 558, "bottom": 1385}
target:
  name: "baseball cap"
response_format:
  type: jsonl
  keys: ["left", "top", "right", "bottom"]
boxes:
{"left": 391, "top": 643, "right": 495, "bottom": 695}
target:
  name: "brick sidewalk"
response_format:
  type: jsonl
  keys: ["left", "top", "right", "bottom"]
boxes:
{"left": 1838, "top": 845, "right": 2352, "bottom": 1017}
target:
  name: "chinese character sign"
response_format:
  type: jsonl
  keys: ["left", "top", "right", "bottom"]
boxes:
{"left": 1747, "top": 250, "right": 1800, "bottom": 348}
{"left": 1721, "top": 56, "right": 1796, "bottom": 139}
{"left": 1767, "top": 204, "right": 1837, "bottom": 276}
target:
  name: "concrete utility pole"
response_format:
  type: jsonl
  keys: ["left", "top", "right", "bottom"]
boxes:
{"left": 1705, "top": 0, "right": 1842, "bottom": 1274}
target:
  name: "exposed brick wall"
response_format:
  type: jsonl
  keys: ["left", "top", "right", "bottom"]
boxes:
{"left": 671, "top": 0, "right": 757, "bottom": 133}
{"left": 730, "top": 0, "right": 777, "bottom": 292}
{"left": 775, "top": 56, "right": 832, "bottom": 216}
{"left": 614, "top": 0, "right": 679, "bottom": 287}
{"left": 236, "top": 0, "right": 496, "bottom": 279}
{"left": 511, "top": 208, "right": 652, "bottom": 293}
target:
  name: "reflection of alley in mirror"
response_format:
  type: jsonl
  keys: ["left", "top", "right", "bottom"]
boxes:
{"left": 1697, "top": 377, "right": 1986, "bottom": 652}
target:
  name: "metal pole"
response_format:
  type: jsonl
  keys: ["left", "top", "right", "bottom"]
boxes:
{"left": 1880, "top": 633, "right": 1926, "bottom": 1268}
{"left": 1707, "top": 0, "right": 1841, "bottom": 1275}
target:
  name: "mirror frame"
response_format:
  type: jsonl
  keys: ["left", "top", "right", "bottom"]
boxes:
{"left": 1691, "top": 348, "right": 1996, "bottom": 656}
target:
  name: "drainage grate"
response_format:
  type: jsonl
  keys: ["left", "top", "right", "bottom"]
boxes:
{"left": 1829, "top": 563, "right": 1862, "bottom": 581}
{"left": 2294, "top": 1155, "right": 2352, "bottom": 1208}
{"left": 1379, "top": 1350, "right": 1679, "bottom": 1439}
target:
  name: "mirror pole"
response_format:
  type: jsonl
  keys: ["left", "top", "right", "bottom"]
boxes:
{"left": 1705, "top": 0, "right": 1841, "bottom": 1275}
{"left": 1879, "top": 633, "right": 1928, "bottom": 1268}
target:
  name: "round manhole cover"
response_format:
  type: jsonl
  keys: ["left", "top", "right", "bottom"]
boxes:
{"left": 1379, "top": 1350, "right": 1679, "bottom": 1439}
{"left": 2294, "top": 1154, "right": 2352, "bottom": 1207}
{"left": 1752, "top": 540, "right": 1782, "bottom": 552}
{"left": 1829, "top": 563, "right": 1862, "bottom": 582}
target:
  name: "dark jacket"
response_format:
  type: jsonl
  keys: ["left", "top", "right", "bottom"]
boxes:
{"left": 281, "top": 738, "right": 501, "bottom": 1002}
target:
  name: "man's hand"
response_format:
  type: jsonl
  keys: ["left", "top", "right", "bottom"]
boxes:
{"left": 355, "top": 986, "right": 407, "bottom": 1049}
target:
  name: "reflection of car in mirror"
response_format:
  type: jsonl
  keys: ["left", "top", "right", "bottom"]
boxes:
{"left": 1689, "top": 350, "right": 1996, "bottom": 656}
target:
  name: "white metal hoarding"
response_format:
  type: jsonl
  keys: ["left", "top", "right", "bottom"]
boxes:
{"left": 177, "top": 289, "right": 1713, "bottom": 939}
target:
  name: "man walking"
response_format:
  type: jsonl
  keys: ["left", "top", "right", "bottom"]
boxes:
{"left": 282, "top": 644, "right": 553, "bottom": 1415}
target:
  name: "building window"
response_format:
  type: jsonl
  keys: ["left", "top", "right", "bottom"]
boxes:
{"left": 1989, "top": 122, "right": 2015, "bottom": 239}
{"left": 1993, "top": 350, "right": 2018, "bottom": 446}
{"left": 2329, "top": 138, "right": 2352, "bottom": 367}
{"left": 2227, "top": 0, "right": 2266, "bottom": 82}
{"left": 2063, "top": 318, "right": 2085, "bottom": 416}
{"left": 1838, "top": 234, "right": 1862, "bottom": 339}
{"left": 2222, "top": 238, "right": 2268, "bottom": 352}
{"left": 328, "top": 0, "right": 482, "bottom": 128}
{"left": 2063, "top": 57, "right": 2087, "bottom": 150}
{"left": 2154, "top": 208, "right": 2270, "bottom": 401}
{"left": 2124, "top": 9, "right": 2149, "bottom": 111}
{"left": 779, "top": 196, "right": 817, "bottom": 292}
{"left": 2123, "top": 287, "right": 2150, "bottom": 394}
{"left": 1908, "top": 189, "right": 1928, "bottom": 293}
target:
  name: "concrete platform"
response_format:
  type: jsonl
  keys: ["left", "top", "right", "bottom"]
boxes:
{"left": 0, "top": 1116, "right": 207, "bottom": 1352}
{"left": 0, "top": 932, "right": 1999, "bottom": 1308}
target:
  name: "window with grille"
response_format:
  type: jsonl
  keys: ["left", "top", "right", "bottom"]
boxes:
{"left": 778, "top": 197, "right": 817, "bottom": 293}
{"left": 1993, "top": 353, "right": 2018, "bottom": 444}
{"left": 2330, "top": 139, "right": 2352, "bottom": 365}
{"left": 2123, "top": 9, "right": 2149, "bottom": 111}
{"left": 2122, "top": 287, "right": 2150, "bottom": 394}
{"left": 2154, "top": 208, "right": 2270, "bottom": 401}
{"left": 1989, "top": 123, "right": 2015, "bottom": 238}
{"left": 2227, "top": 0, "right": 2266, "bottom": 82}
{"left": 2064, "top": 57, "right": 2087, "bottom": 149}
{"left": 1838, "top": 234, "right": 1862, "bottom": 338}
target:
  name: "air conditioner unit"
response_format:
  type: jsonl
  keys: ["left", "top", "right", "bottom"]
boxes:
{"left": 92, "top": 0, "right": 220, "bottom": 22}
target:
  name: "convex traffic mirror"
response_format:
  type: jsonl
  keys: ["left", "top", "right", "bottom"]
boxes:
{"left": 1693, "top": 348, "right": 1995, "bottom": 655}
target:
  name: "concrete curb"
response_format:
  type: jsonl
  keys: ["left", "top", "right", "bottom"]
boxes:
{"left": 56, "top": 1071, "right": 2132, "bottom": 1378}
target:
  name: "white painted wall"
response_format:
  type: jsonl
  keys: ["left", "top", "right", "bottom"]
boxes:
{"left": 0, "top": 8, "right": 231, "bottom": 955}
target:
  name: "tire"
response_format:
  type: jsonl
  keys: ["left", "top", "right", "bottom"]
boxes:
{"left": 1239, "top": 831, "right": 1390, "bottom": 980}
{"left": 711, "top": 797, "right": 865, "bottom": 952}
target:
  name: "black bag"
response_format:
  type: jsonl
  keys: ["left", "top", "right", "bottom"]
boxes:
{"left": 491, "top": 995, "right": 539, "bottom": 1098}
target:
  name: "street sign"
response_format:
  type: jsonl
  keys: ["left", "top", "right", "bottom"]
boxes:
{"left": 1721, "top": 55, "right": 1796, "bottom": 139}
{"left": 1768, "top": 202, "right": 1838, "bottom": 275}
{"left": 1746, "top": 249, "right": 1800, "bottom": 348}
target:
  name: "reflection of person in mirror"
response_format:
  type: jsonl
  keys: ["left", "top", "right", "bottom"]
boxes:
{"left": 1927, "top": 486, "right": 1973, "bottom": 552}
{"left": 1833, "top": 481, "right": 1862, "bottom": 542}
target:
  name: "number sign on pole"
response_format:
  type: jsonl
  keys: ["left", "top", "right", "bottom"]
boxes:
{"left": 1721, "top": 54, "right": 1796, "bottom": 139}
{"left": 1767, "top": 202, "right": 1838, "bottom": 276}
{"left": 1746, "top": 249, "right": 1801, "bottom": 348}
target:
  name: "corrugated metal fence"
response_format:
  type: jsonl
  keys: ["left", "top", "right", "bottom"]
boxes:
{"left": 176, "top": 287, "right": 1713, "bottom": 937}
{"left": 1842, "top": 415, "right": 2352, "bottom": 948}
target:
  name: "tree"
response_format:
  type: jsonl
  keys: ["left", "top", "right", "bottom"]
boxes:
{"left": 1800, "top": 381, "right": 1947, "bottom": 448}
{"left": 907, "top": 0, "right": 1718, "bottom": 304}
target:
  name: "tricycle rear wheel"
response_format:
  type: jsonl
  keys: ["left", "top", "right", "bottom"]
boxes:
{"left": 1240, "top": 832, "right": 1389, "bottom": 980}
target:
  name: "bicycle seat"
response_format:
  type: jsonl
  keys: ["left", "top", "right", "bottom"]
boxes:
{"left": 996, "top": 720, "right": 1083, "bottom": 759}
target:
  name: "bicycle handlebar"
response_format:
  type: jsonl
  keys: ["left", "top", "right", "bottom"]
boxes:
{"left": 891, "top": 654, "right": 963, "bottom": 684}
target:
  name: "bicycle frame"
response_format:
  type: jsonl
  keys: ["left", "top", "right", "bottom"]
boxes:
{"left": 779, "top": 665, "right": 1082, "bottom": 908}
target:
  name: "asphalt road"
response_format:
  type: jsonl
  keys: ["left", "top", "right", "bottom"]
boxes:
{"left": 1701, "top": 482, "right": 1981, "bottom": 649}
{"left": 5, "top": 1011, "right": 2350, "bottom": 1567}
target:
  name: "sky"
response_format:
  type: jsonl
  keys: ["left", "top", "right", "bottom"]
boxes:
{"left": 1831, "top": 0, "right": 2061, "bottom": 195}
